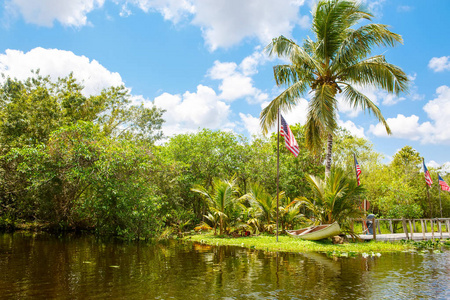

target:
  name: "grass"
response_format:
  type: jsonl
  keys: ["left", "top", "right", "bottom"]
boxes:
{"left": 184, "top": 232, "right": 412, "bottom": 254}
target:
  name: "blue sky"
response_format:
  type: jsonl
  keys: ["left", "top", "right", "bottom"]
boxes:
{"left": 0, "top": 0, "right": 449, "bottom": 168}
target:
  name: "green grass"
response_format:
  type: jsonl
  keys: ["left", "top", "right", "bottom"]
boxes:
{"left": 184, "top": 232, "right": 412, "bottom": 254}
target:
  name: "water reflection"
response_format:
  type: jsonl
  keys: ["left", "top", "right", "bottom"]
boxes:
{"left": 0, "top": 233, "right": 449, "bottom": 299}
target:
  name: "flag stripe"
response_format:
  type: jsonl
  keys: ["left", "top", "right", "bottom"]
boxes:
{"left": 354, "top": 156, "right": 361, "bottom": 185}
{"left": 280, "top": 114, "right": 299, "bottom": 157}
{"left": 423, "top": 161, "right": 433, "bottom": 186}
{"left": 439, "top": 174, "right": 450, "bottom": 191}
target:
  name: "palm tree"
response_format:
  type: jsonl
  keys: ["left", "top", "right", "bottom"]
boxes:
{"left": 297, "top": 168, "right": 363, "bottom": 232}
{"left": 241, "top": 183, "right": 282, "bottom": 232}
{"left": 260, "top": 0, "right": 408, "bottom": 177}
{"left": 278, "top": 197, "right": 305, "bottom": 231}
{"left": 191, "top": 177, "right": 239, "bottom": 235}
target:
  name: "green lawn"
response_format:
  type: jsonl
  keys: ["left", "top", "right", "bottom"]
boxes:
{"left": 184, "top": 232, "right": 412, "bottom": 254}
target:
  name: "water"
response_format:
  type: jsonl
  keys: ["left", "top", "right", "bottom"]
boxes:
{"left": 0, "top": 233, "right": 449, "bottom": 299}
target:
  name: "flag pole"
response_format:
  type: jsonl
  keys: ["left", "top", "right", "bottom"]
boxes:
{"left": 424, "top": 158, "right": 432, "bottom": 218}
{"left": 438, "top": 173, "right": 443, "bottom": 218}
{"left": 353, "top": 153, "right": 364, "bottom": 213}
{"left": 276, "top": 109, "right": 280, "bottom": 242}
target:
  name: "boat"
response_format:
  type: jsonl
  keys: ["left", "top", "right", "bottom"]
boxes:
{"left": 286, "top": 222, "right": 340, "bottom": 240}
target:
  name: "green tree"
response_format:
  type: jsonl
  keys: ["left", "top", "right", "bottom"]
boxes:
{"left": 260, "top": 0, "right": 408, "bottom": 177}
{"left": 0, "top": 73, "right": 166, "bottom": 234}
{"left": 192, "top": 177, "right": 239, "bottom": 235}
{"left": 241, "top": 183, "right": 280, "bottom": 232}
{"left": 363, "top": 146, "right": 425, "bottom": 218}
{"left": 161, "top": 129, "right": 248, "bottom": 219}
{"left": 298, "top": 168, "right": 364, "bottom": 233}
{"left": 0, "top": 73, "right": 165, "bottom": 149}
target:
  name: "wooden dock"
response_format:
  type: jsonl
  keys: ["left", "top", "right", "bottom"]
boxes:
{"left": 352, "top": 217, "right": 450, "bottom": 241}
{"left": 359, "top": 232, "right": 450, "bottom": 241}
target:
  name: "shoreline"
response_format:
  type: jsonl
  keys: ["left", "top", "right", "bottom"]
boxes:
{"left": 184, "top": 233, "right": 414, "bottom": 254}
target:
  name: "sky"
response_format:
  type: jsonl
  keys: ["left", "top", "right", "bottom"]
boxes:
{"left": 0, "top": 0, "right": 449, "bottom": 169}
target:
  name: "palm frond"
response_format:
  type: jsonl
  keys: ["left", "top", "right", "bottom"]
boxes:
{"left": 333, "top": 23, "right": 403, "bottom": 70}
{"left": 313, "top": 0, "right": 372, "bottom": 62}
{"left": 341, "top": 55, "right": 409, "bottom": 94}
{"left": 341, "top": 84, "right": 392, "bottom": 134}
{"left": 260, "top": 80, "right": 309, "bottom": 134}
{"left": 266, "top": 36, "right": 319, "bottom": 71}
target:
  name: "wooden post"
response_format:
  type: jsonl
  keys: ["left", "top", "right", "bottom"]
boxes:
{"left": 431, "top": 219, "right": 434, "bottom": 239}
{"left": 421, "top": 219, "right": 425, "bottom": 240}
{"left": 439, "top": 220, "right": 443, "bottom": 239}
{"left": 389, "top": 220, "right": 393, "bottom": 234}
{"left": 373, "top": 218, "right": 376, "bottom": 240}
{"left": 424, "top": 219, "right": 428, "bottom": 233}
{"left": 409, "top": 220, "right": 414, "bottom": 239}
{"left": 402, "top": 218, "right": 409, "bottom": 240}
{"left": 412, "top": 220, "right": 417, "bottom": 232}
{"left": 447, "top": 220, "right": 450, "bottom": 235}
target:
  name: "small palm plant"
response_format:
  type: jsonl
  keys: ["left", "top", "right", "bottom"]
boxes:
{"left": 278, "top": 197, "right": 305, "bottom": 232}
{"left": 297, "top": 168, "right": 364, "bottom": 233}
{"left": 241, "top": 183, "right": 282, "bottom": 233}
{"left": 192, "top": 176, "right": 239, "bottom": 235}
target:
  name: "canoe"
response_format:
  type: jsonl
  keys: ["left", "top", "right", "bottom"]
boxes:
{"left": 286, "top": 222, "right": 340, "bottom": 240}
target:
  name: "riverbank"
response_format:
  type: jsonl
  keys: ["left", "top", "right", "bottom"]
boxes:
{"left": 185, "top": 233, "right": 413, "bottom": 254}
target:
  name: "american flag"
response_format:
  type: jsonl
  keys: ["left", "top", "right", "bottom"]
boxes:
{"left": 423, "top": 161, "right": 433, "bottom": 187}
{"left": 280, "top": 114, "right": 299, "bottom": 157}
{"left": 354, "top": 156, "right": 361, "bottom": 185}
{"left": 438, "top": 174, "right": 450, "bottom": 191}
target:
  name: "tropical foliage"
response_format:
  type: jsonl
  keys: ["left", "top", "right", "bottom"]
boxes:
{"left": 260, "top": 0, "right": 408, "bottom": 177}
{"left": 298, "top": 168, "right": 364, "bottom": 233}
{"left": 191, "top": 177, "right": 240, "bottom": 235}
{"left": 2, "top": 1, "right": 450, "bottom": 240}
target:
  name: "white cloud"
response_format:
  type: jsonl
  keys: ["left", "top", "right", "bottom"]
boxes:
{"left": 369, "top": 85, "right": 450, "bottom": 144}
{"left": 192, "top": 0, "right": 305, "bottom": 50}
{"left": 121, "top": 0, "right": 195, "bottom": 23}
{"left": 0, "top": 47, "right": 123, "bottom": 96}
{"left": 239, "top": 113, "right": 261, "bottom": 137}
{"left": 117, "top": 0, "right": 309, "bottom": 50}
{"left": 338, "top": 120, "right": 366, "bottom": 138}
{"left": 5, "top": 0, "right": 104, "bottom": 27}
{"left": 369, "top": 114, "right": 432, "bottom": 141}
{"left": 428, "top": 56, "right": 450, "bottom": 72}
{"left": 207, "top": 53, "right": 269, "bottom": 103}
{"left": 363, "top": 0, "right": 385, "bottom": 16}
{"left": 152, "top": 85, "right": 232, "bottom": 136}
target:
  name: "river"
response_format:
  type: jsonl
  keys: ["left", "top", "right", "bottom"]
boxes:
{"left": 0, "top": 232, "right": 449, "bottom": 299}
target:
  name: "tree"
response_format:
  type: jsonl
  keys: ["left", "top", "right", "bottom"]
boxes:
{"left": 241, "top": 183, "right": 280, "bottom": 232}
{"left": 260, "top": 0, "right": 408, "bottom": 177}
{"left": 191, "top": 177, "right": 240, "bottom": 235}
{"left": 363, "top": 146, "right": 425, "bottom": 218}
{"left": 0, "top": 73, "right": 165, "bottom": 149}
{"left": 298, "top": 168, "right": 364, "bottom": 233}
{"left": 161, "top": 129, "right": 248, "bottom": 219}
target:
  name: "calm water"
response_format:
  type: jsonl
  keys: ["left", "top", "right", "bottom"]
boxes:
{"left": 0, "top": 233, "right": 449, "bottom": 299}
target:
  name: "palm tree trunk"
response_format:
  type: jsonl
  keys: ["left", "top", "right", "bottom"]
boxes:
{"left": 325, "top": 133, "right": 333, "bottom": 178}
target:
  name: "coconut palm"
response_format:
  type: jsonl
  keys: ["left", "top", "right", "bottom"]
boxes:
{"left": 261, "top": 0, "right": 408, "bottom": 177}
{"left": 191, "top": 177, "right": 239, "bottom": 235}
{"left": 297, "top": 168, "right": 364, "bottom": 232}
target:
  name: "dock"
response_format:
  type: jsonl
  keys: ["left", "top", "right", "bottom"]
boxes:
{"left": 352, "top": 218, "right": 450, "bottom": 241}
